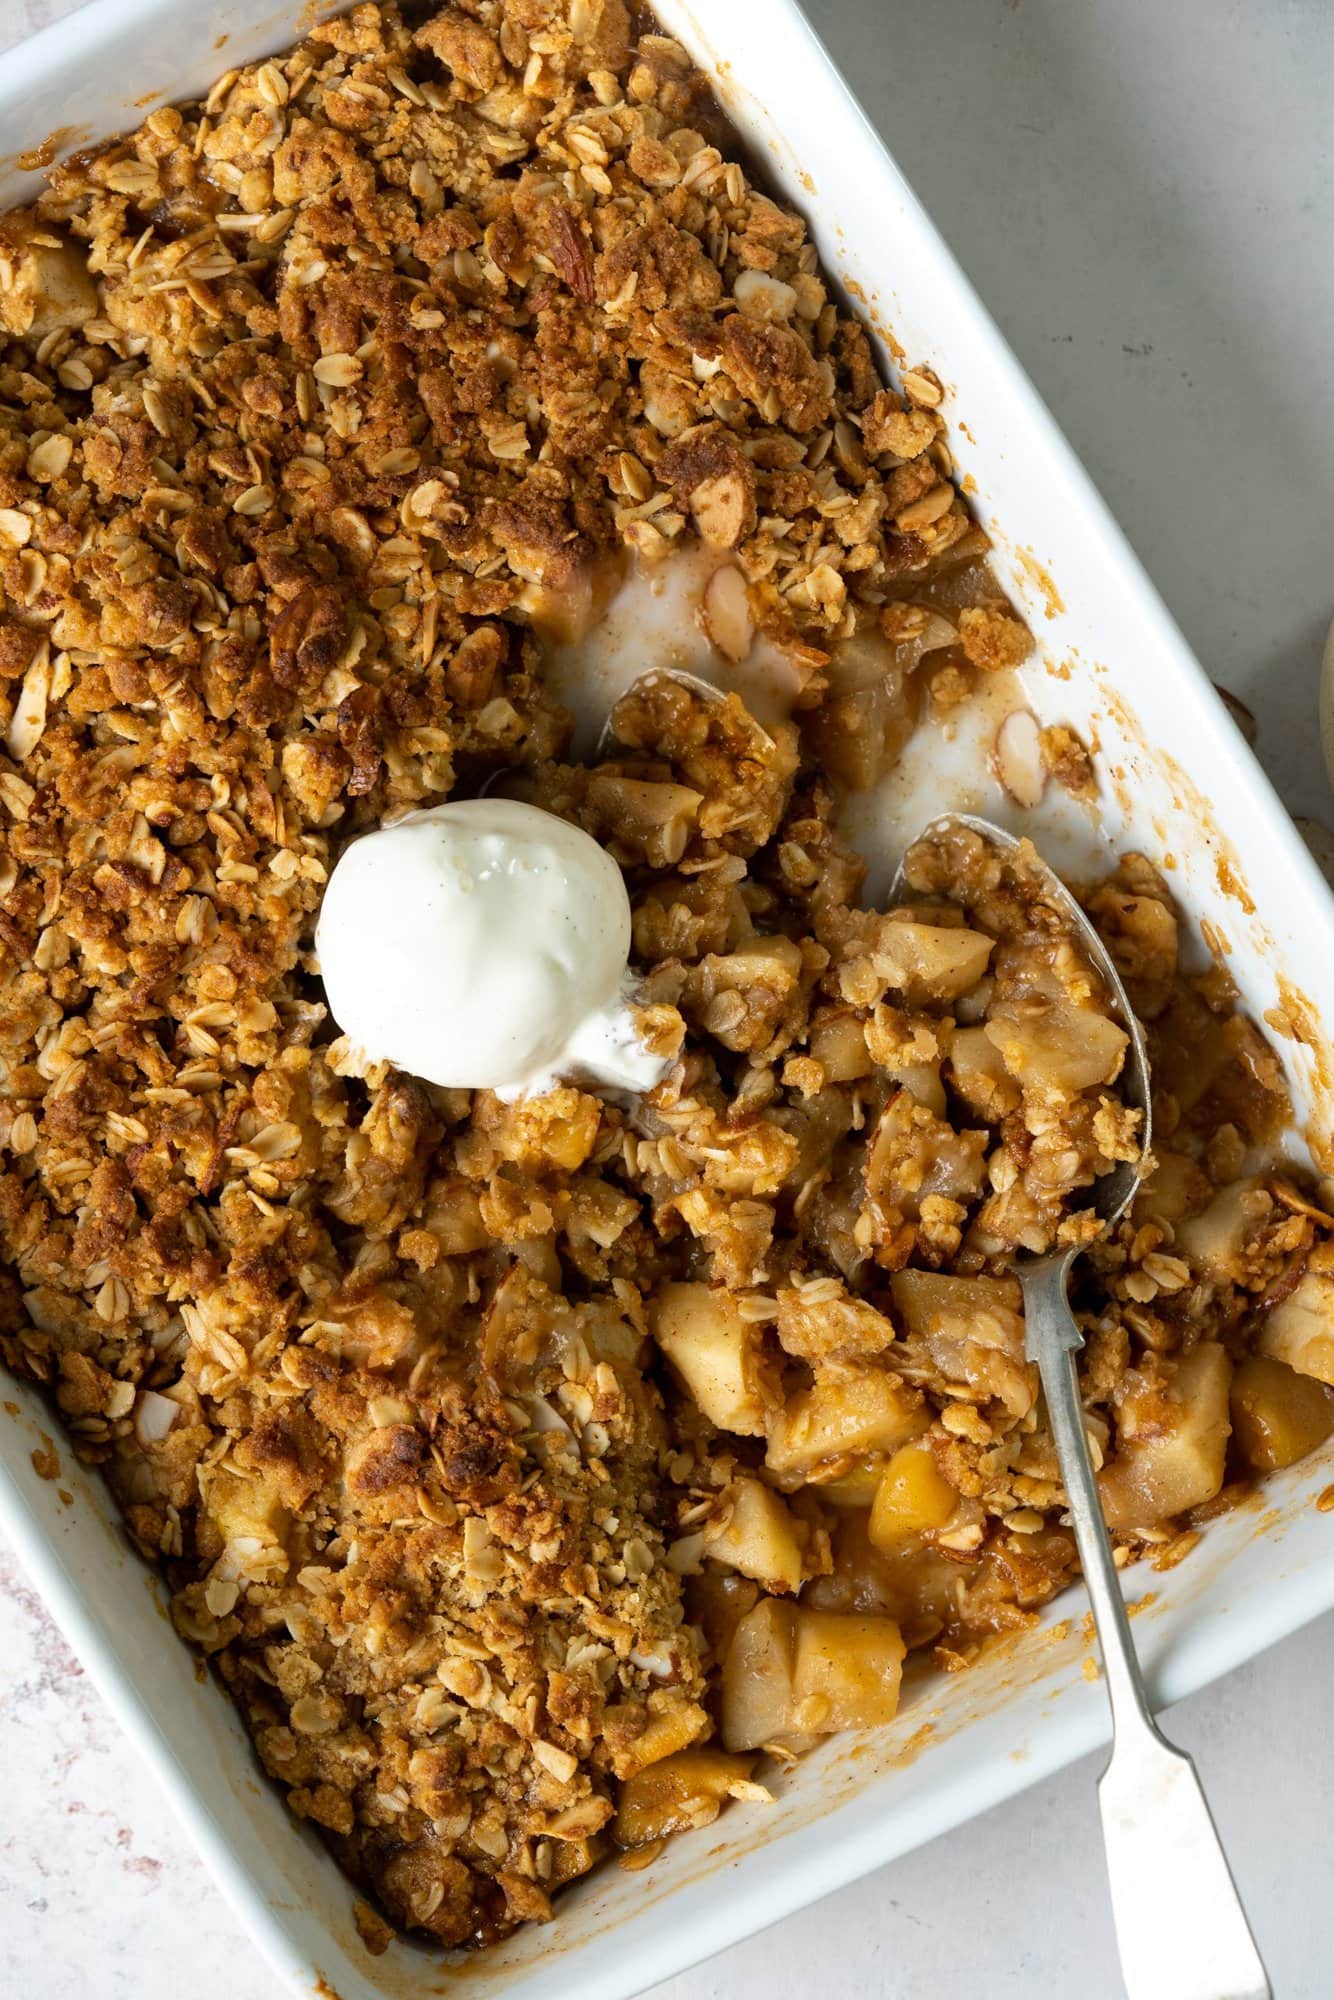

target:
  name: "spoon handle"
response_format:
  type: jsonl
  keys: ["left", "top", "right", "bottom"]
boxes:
{"left": 1021, "top": 1255, "right": 1271, "bottom": 2000}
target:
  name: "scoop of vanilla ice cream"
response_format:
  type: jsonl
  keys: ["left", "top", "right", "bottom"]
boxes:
{"left": 315, "top": 797, "right": 667, "bottom": 1099}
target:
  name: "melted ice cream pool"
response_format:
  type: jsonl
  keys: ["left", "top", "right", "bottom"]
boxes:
{"left": 541, "top": 545, "right": 1100, "bottom": 903}
{"left": 315, "top": 798, "right": 668, "bottom": 1100}
{"left": 543, "top": 544, "right": 802, "bottom": 756}
{"left": 842, "top": 667, "right": 1100, "bottom": 904}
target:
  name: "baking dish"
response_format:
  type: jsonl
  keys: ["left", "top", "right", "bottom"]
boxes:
{"left": 2, "top": 2, "right": 1333, "bottom": 1995}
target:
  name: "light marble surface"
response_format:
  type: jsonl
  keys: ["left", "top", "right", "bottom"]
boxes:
{"left": 2, "top": 0, "right": 1333, "bottom": 1994}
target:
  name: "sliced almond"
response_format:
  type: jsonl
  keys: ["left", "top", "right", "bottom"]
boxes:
{"left": 900, "top": 366, "right": 944, "bottom": 409}
{"left": 623, "top": 517, "right": 670, "bottom": 564}
{"left": 312, "top": 352, "right": 362, "bottom": 388}
{"left": 524, "top": 1394, "right": 575, "bottom": 1438}
{"left": 690, "top": 469, "right": 750, "bottom": 550}
{"left": 5, "top": 640, "right": 50, "bottom": 761}
{"left": 701, "top": 563, "right": 755, "bottom": 664}
{"left": 232, "top": 483, "right": 273, "bottom": 517}
{"left": 993, "top": 707, "right": 1046, "bottom": 809}
{"left": 894, "top": 482, "right": 954, "bottom": 534}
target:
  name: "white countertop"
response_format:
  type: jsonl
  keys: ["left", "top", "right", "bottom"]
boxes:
{"left": 2, "top": 0, "right": 1332, "bottom": 1994}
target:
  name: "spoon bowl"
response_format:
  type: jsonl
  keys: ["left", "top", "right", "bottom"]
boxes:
{"left": 896, "top": 810, "right": 1268, "bottom": 2000}
{"left": 595, "top": 666, "right": 731, "bottom": 760}
{"left": 892, "top": 809, "right": 1153, "bottom": 1239}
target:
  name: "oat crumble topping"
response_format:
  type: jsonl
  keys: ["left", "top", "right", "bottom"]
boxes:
{"left": 2, "top": 0, "right": 1333, "bottom": 1949}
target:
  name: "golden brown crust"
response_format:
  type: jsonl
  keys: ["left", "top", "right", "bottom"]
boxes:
{"left": 0, "top": 0, "right": 1315, "bottom": 1954}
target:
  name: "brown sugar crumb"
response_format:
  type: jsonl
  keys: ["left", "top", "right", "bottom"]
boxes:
{"left": 928, "top": 661, "right": 975, "bottom": 714}
{"left": 861, "top": 389, "right": 937, "bottom": 462}
{"left": 958, "top": 603, "right": 1034, "bottom": 672}
{"left": 353, "top": 1900, "right": 396, "bottom": 1957}
{"left": 1151, "top": 1529, "right": 1203, "bottom": 1573}
{"left": 1041, "top": 723, "right": 1098, "bottom": 800}
{"left": 0, "top": 0, "right": 1323, "bottom": 1960}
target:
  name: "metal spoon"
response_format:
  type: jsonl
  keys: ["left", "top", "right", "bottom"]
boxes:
{"left": 596, "top": 664, "right": 1268, "bottom": 1991}
{"left": 897, "top": 812, "right": 1269, "bottom": 2000}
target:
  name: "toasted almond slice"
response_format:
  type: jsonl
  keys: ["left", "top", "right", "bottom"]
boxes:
{"left": 312, "top": 351, "right": 362, "bottom": 387}
{"left": 894, "top": 481, "right": 954, "bottom": 534}
{"left": 701, "top": 563, "right": 755, "bottom": 664}
{"left": 901, "top": 365, "right": 944, "bottom": 409}
{"left": 993, "top": 707, "right": 1046, "bottom": 809}
{"left": 691, "top": 469, "right": 750, "bottom": 550}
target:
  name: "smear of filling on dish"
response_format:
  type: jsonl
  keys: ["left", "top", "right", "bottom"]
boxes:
{"left": 1, "top": 0, "right": 1332, "bottom": 1953}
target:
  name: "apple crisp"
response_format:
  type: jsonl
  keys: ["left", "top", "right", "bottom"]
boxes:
{"left": 3, "top": 0, "right": 1333, "bottom": 1952}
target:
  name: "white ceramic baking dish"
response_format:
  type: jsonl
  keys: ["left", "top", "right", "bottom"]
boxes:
{"left": 3, "top": 3, "right": 1333, "bottom": 1995}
